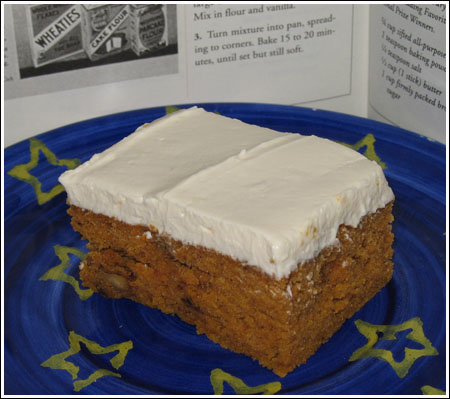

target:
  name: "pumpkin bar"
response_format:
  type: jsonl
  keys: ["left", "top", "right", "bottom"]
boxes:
{"left": 59, "top": 107, "right": 395, "bottom": 377}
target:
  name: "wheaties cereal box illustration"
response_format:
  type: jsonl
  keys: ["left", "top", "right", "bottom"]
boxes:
{"left": 129, "top": 5, "right": 168, "bottom": 56}
{"left": 81, "top": 4, "right": 130, "bottom": 61}
{"left": 26, "top": 4, "right": 84, "bottom": 68}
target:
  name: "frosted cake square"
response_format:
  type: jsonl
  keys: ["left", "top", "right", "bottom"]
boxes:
{"left": 59, "top": 107, "right": 394, "bottom": 377}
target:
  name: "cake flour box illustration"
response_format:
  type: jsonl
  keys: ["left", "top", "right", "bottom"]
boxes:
{"left": 81, "top": 4, "right": 130, "bottom": 61}
{"left": 26, "top": 4, "right": 84, "bottom": 68}
{"left": 129, "top": 5, "right": 168, "bottom": 56}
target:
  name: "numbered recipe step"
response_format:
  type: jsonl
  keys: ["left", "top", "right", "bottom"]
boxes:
{"left": 189, "top": 4, "right": 341, "bottom": 67}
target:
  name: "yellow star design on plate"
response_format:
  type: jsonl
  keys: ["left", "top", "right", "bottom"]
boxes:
{"left": 421, "top": 385, "right": 446, "bottom": 395}
{"left": 41, "top": 331, "right": 133, "bottom": 392}
{"left": 7, "top": 137, "right": 80, "bottom": 205}
{"left": 210, "top": 368, "right": 281, "bottom": 395}
{"left": 39, "top": 245, "right": 93, "bottom": 300}
{"left": 349, "top": 317, "right": 438, "bottom": 378}
{"left": 338, "top": 133, "right": 387, "bottom": 169}
{"left": 166, "top": 105, "right": 181, "bottom": 114}
{"left": 166, "top": 105, "right": 220, "bottom": 115}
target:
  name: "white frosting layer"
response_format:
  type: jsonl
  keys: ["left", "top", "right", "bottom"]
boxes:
{"left": 59, "top": 107, "right": 394, "bottom": 279}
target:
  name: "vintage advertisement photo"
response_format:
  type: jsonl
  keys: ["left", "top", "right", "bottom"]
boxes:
{"left": 7, "top": 4, "right": 178, "bottom": 98}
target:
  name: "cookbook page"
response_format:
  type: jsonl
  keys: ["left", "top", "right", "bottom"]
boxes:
{"left": 368, "top": 4, "right": 446, "bottom": 143}
{"left": 3, "top": 4, "right": 368, "bottom": 147}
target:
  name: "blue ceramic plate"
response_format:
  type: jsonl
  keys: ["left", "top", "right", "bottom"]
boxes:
{"left": 4, "top": 103, "right": 447, "bottom": 395}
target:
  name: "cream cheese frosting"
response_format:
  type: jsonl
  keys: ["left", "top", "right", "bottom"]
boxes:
{"left": 59, "top": 107, "right": 394, "bottom": 279}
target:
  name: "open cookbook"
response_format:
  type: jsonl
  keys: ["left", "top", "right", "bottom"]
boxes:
{"left": 3, "top": 3, "right": 446, "bottom": 146}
